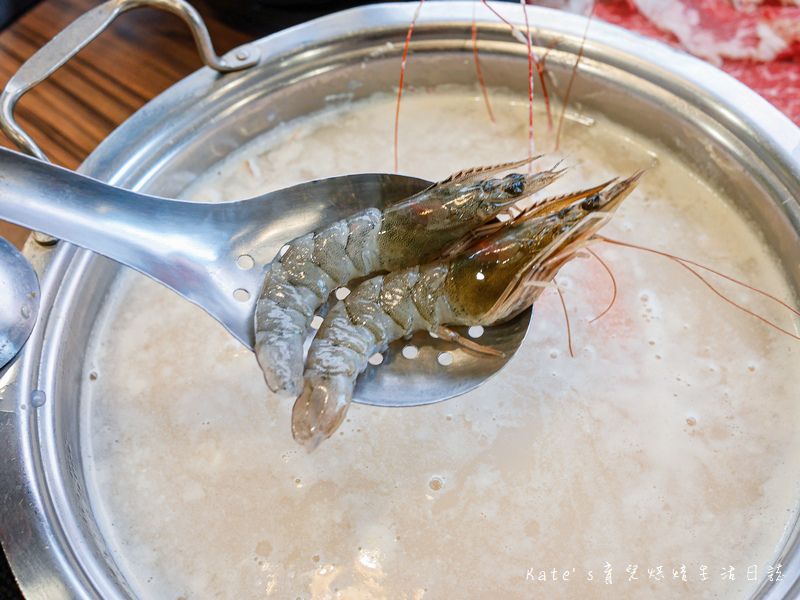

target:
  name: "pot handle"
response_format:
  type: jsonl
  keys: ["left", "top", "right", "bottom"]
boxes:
{"left": 0, "top": 0, "right": 259, "bottom": 163}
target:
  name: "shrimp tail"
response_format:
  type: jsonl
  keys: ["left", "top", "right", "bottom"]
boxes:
{"left": 255, "top": 329, "right": 305, "bottom": 396}
{"left": 292, "top": 372, "right": 354, "bottom": 452}
{"left": 292, "top": 269, "right": 429, "bottom": 448}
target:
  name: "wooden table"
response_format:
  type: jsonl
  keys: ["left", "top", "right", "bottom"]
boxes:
{"left": 0, "top": 0, "right": 259, "bottom": 249}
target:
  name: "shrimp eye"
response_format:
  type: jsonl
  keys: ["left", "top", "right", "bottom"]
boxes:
{"left": 581, "top": 193, "right": 602, "bottom": 211}
{"left": 503, "top": 174, "right": 526, "bottom": 196}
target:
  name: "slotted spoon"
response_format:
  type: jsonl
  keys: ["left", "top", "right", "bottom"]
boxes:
{"left": 0, "top": 147, "right": 531, "bottom": 406}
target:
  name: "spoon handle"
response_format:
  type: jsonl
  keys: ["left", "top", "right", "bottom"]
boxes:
{"left": 0, "top": 147, "right": 271, "bottom": 346}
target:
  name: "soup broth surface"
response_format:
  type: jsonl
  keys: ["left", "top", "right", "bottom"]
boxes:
{"left": 82, "top": 87, "right": 800, "bottom": 600}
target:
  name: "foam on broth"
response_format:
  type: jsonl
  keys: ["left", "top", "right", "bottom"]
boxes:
{"left": 82, "top": 88, "right": 800, "bottom": 599}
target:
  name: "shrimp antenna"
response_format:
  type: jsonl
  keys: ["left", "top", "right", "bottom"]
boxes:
{"left": 675, "top": 260, "right": 800, "bottom": 341}
{"left": 598, "top": 236, "right": 800, "bottom": 341}
{"left": 479, "top": 1, "right": 553, "bottom": 150}
{"left": 472, "top": 0, "right": 495, "bottom": 123}
{"left": 538, "top": 36, "right": 564, "bottom": 131}
{"left": 555, "top": 1, "right": 594, "bottom": 150}
{"left": 555, "top": 281, "right": 575, "bottom": 357}
{"left": 587, "top": 248, "right": 617, "bottom": 323}
{"left": 395, "top": 0, "right": 425, "bottom": 173}
{"left": 520, "top": 0, "right": 536, "bottom": 164}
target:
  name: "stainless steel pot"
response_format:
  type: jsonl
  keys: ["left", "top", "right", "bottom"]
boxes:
{"left": 1, "top": 2, "right": 799, "bottom": 598}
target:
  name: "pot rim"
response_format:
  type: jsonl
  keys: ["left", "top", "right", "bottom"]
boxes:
{"left": 1, "top": 3, "right": 799, "bottom": 599}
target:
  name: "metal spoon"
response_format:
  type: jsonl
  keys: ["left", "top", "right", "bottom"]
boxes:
{"left": 0, "top": 236, "right": 39, "bottom": 369}
{"left": 0, "top": 147, "right": 531, "bottom": 406}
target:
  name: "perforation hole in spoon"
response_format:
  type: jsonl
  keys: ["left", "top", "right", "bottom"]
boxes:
{"left": 237, "top": 254, "right": 254, "bottom": 270}
{"left": 437, "top": 352, "right": 454, "bottom": 366}
{"left": 468, "top": 326, "right": 484, "bottom": 338}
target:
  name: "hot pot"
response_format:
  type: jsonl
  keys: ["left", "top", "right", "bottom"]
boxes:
{"left": 1, "top": 1, "right": 799, "bottom": 598}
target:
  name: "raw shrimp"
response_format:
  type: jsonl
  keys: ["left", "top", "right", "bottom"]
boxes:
{"left": 255, "top": 157, "right": 567, "bottom": 395}
{"left": 292, "top": 170, "right": 646, "bottom": 450}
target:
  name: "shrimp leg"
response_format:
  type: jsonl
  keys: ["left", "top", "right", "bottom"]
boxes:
{"left": 430, "top": 325, "right": 505, "bottom": 357}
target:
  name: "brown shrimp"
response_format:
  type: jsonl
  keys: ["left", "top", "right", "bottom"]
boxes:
{"left": 254, "top": 157, "right": 567, "bottom": 396}
{"left": 291, "top": 170, "right": 646, "bottom": 450}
